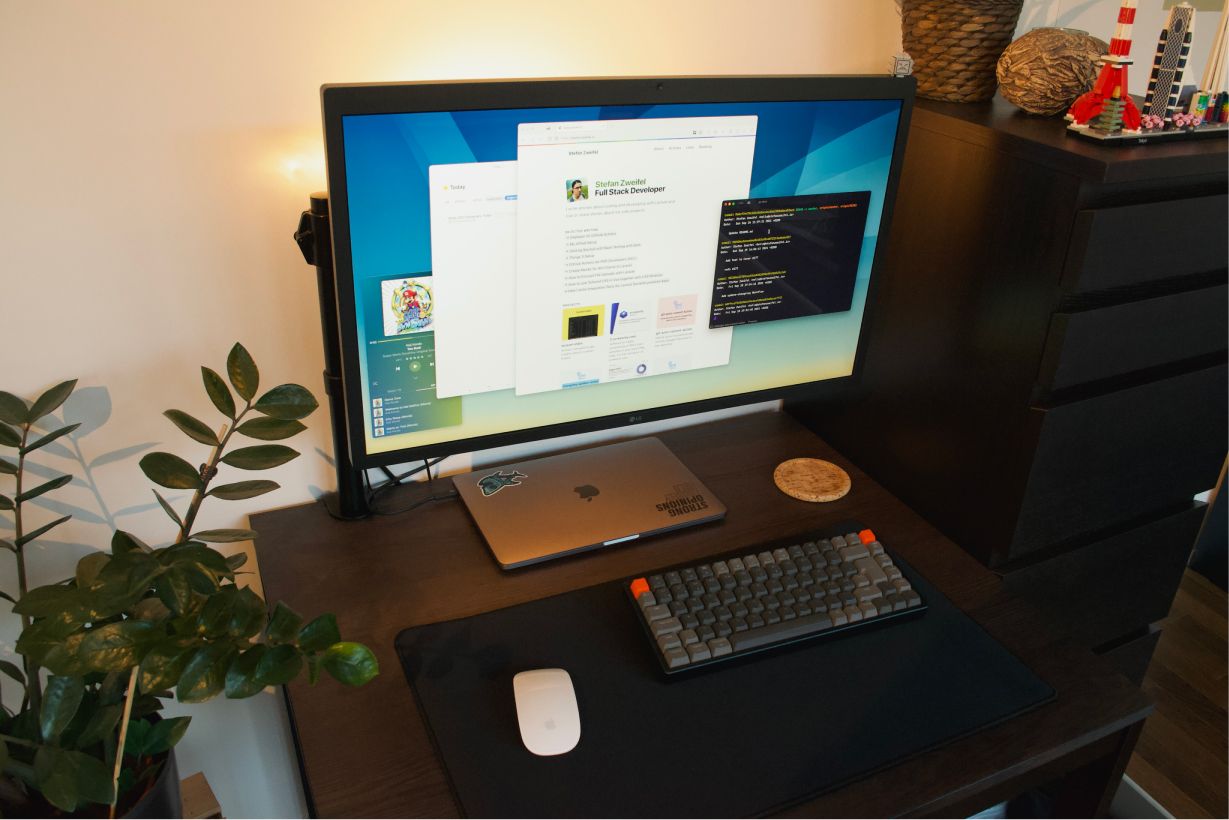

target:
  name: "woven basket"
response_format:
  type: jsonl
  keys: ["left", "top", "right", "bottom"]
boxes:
{"left": 902, "top": 0, "right": 1024, "bottom": 102}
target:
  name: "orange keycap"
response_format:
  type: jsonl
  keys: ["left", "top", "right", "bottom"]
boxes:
{"left": 629, "top": 578, "right": 650, "bottom": 598}
{"left": 858, "top": 529, "right": 876, "bottom": 544}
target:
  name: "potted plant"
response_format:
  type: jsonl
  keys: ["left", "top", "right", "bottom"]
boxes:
{"left": 0, "top": 343, "right": 378, "bottom": 816}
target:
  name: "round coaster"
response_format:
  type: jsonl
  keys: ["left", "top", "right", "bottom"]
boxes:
{"left": 773, "top": 458, "right": 851, "bottom": 503}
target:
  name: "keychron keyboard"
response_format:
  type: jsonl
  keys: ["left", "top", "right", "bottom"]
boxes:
{"left": 626, "top": 524, "right": 926, "bottom": 673}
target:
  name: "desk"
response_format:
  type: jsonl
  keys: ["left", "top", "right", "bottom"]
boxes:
{"left": 253, "top": 411, "right": 1150, "bottom": 817}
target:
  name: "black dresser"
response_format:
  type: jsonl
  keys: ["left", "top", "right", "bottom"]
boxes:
{"left": 789, "top": 96, "right": 1228, "bottom": 682}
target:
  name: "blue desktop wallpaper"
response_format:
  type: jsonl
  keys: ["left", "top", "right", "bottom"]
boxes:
{"left": 341, "top": 99, "right": 903, "bottom": 456}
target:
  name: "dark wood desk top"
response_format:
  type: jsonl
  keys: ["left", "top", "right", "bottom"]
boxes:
{"left": 253, "top": 411, "right": 1150, "bottom": 817}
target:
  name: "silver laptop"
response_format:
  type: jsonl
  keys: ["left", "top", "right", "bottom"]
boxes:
{"left": 453, "top": 436, "right": 726, "bottom": 569}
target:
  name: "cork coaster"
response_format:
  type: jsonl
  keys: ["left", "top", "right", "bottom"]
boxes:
{"left": 773, "top": 458, "right": 851, "bottom": 503}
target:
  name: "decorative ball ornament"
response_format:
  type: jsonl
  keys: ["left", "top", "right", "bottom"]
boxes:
{"left": 996, "top": 28, "right": 1108, "bottom": 115}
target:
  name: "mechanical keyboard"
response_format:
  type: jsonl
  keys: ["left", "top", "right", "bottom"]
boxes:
{"left": 626, "top": 524, "right": 926, "bottom": 673}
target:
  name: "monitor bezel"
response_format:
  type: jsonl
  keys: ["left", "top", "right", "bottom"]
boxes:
{"left": 321, "top": 75, "right": 914, "bottom": 469}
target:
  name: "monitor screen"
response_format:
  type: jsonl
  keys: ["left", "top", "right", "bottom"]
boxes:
{"left": 321, "top": 77, "right": 913, "bottom": 467}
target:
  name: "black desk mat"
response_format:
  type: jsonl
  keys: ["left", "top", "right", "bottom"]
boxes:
{"left": 395, "top": 557, "right": 1054, "bottom": 817}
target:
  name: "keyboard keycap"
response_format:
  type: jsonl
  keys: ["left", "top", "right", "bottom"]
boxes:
{"left": 644, "top": 604, "right": 671, "bottom": 621}
{"left": 729, "top": 612, "right": 834, "bottom": 652}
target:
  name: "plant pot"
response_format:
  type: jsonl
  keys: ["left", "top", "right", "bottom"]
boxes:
{"left": 124, "top": 751, "right": 180, "bottom": 819}
{"left": 902, "top": 0, "right": 1025, "bottom": 102}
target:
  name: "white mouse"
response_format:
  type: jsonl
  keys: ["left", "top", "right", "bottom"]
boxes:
{"left": 512, "top": 668, "right": 581, "bottom": 756}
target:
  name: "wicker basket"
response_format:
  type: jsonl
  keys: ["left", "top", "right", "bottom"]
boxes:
{"left": 902, "top": 0, "right": 1024, "bottom": 103}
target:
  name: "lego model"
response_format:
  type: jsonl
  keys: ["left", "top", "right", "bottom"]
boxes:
{"left": 1143, "top": 2, "right": 1196, "bottom": 121}
{"left": 1068, "top": 0, "right": 1142, "bottom": 133}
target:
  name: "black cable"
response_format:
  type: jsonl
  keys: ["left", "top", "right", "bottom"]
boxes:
{"left": 369, "top": 487, "right": 459, "bottom": 516}
{"left": 321, "top": 458, "right": 448, "bottom": 518}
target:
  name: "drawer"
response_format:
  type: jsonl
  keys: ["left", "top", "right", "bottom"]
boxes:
{"left": 1004, "top": 503, "right": 1203, "bottom": 648}
{"left": 1098, "top": 626, "right": 1162, "bottom": 686}
{"left": 1011, "top": 364, "right": 1227, "bottom": 558}
{"left": 1062, "top": 194, "right": 1228, "bottom": 293}
{"left": 1038, "top": 284, "right": 1229, "bottom": 391}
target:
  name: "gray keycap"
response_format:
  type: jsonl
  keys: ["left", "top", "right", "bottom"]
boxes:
{"left": 734, "top": 570, "right": 752, "bottom": 586}
{"left": 714, "top": 605, "right": 732, "bottom": 621}
{"left": 637, "top": 591, "right": 657, "bottom": 607}
{"left": 780, "top": 591, "right": 796, "bottom": 607}
{"left": 720, "top": 574, "right": 737, "bottom": 590}
{"left": 757, "top": 551, "right": 773, "bottom": 566}
{"left": 648, "top": 574, "right": 666, "bottom": 589}
{"left": 658, "top": 633, "right": 682, "bottom": 652}
{"left": 797, "top": 557, "right": 813, "bottom": 573}
{"left": 876, "top": 601, "right": 892, "bottom": 616}
{"left": 698, "top": 565, "right": 714, "bottom": 580}
{"left": 729, "top": 611, "right": 834, "bottom": 652}
{"left": 892, "top": 578, "right": 912, "bottom": 594}
{"left": 744, "top": 554, "right": 760, "bottom": 569}
{"left": 831, "top": 608, "right": 848, "bottom": 626}
{"left": 697, "top": 624, "right": 716, "bottom": 642}
{"left": 732, "top": 617, "right": 749, "bottom": 632}
{"left": 869, "top": 541, "right": 885, "bottom": 556}
{"left": 656, "top": 589, "right": 673, "bottom": 604}
{"left": 747, "top": 613, "right": 765, "bottom": 629}
{"left": 719, "top": 588, "right": 736, "bottom": 605}
{"left": 699, "top": 609, "right": 716, "bottom": 626}
{"left": 669, "top": 601, "right": 687, "bottom": 617}
{"left": 767, "top": 563, "right": 784, "bottom": 580}
{"left": 747, "top": 598, "right": 765, "bottom": 614}
{"left": 665, "top": 571, "right": 682, "bottom": 585}
{"left": 839, "top": 543, "right": 870, "bottom": 562}
{"left": 644, "top": 604, "right": 671, "bottom": 621}
{"left": 664, "top": 647, "right": 690, "bottom": 668}
{"left": 772, "top": 548, "right": 790, "bottom": 563}
{"left": 885, "top": 566, "right": 903, "bottom": 581}
{"left": 703, "top": 593, "right": 720, "bottom": 609}
{"left": 715, "top": 621, "right": 732, "bottom": 638}
{"left": 905, "top": 590, "right": 922, "bottom": 608}
{"left": 854, "top": 557, "right": 888, "bottom": 584}
{"left": 750, "top": 566, "right": 768, "bottom": 583}
{"left": 830, "top": 535, "right": 847, "bottom": 548}
{"left": 704, "top": 577, "right": 721, "bottom": 593}
{"left": 732, "top": 601, "right": 748, "bottom": 618}
{"left": 788, "top": 544, "right": 804, "bottom": 559}
{"left": 728, "top": 557, "right": 745, "bottom": 572}
{"left": 687, "top": 580, "right": 704, "bottom": 597}
{"left": 855, "top": 586, "right": 881, "bottom": 603}
{"left": 767, "top": 579, "right": 784, "bottom": 595}
{"left": 795, "top": 587, "right": 811, "bottom": 603}
{"left": 844, "top": 605, "right": 863, "bottom": 623}
{"left": 765, "top": 609, "right": 781, "bottom": 625}
{"left": 681, "top": 568, "right": 698, "bottom": 582}
{"left": 679, "top": 628, "right": 699, "bottom": 645}
{"left": 713, "top": 560, "right": 730, "bottom": 575}
{"left": 884, "top": 592, "right": 903, "bottom": 612}
{"left": 735, "top": 587, "right": 752, "bottom": 602}
{"left": 780, "top": 607, "right": 796, "bottom": 621}
{"left": 688, "top": 598, "right": 704, "bottom": 614}
{"left": 852, "top": 573, "right": 870, "bottom": 588}
{"left": 859, "top": 602, "right": 878, "bottom": 619}
{"left": 709, "top": 637, "right": 733, "bottom": 657}
{"left": 687, "top": 643, "right": 711, "bottom": 662}
{"left": 681, "top": 612, "right": 699, "bottom": 629}
{"left": 652, "top": 617, "right": 683, "bottom": 637}
{"left": 670, "top": 583, "right": 689, "bottom": 600}
{"left": 803, "top": 541, "right": 820, "bottom": 556}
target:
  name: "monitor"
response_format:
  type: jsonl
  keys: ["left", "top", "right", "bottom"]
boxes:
{"left": 320, "top": 76, "right": 914, "bottom": 474}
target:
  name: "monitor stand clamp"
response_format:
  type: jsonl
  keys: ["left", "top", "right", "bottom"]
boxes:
{"left": 295, "top": 192, "right": 369, "bottom": 520}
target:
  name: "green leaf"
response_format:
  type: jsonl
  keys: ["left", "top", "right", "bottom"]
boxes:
{"left": 0, "top": 457, "right": 18, "bottom": 474}
{"left": 0, "top": 493, "right": 12, "bottom": 511}
{"left": 0, "top": 391, "right": 29, "bottom": 426}
{"left": 0, "top": 422, "right": 21, "bottom": 447}
{"left": 28, "top": 380, "right": 77, "bottom": 423}
{"left": 131, "top": 597, "right": 170, "bottom": 622}
{"left": 111, "top": 529, "right": 153, "bottom": 555}
{"left": 154, "top": 568, "right": 194, "bottom": 615}
{"left": 228, "top": 587, "right": 265, "bottom": 639}
{"left": 225, "top": 553, "right": 248, "bottom": 571}
{"left": 147, "top": 715, "right": 191, "bottom": 754}
{"left": 16, "top": 514, "right": 70, "bottom": 547}
{"left": 22, "top": 423, "right": 80, "bottom": 455}
{"left": 196, "top": 587, "right": 241, "bottom": 638}
{"left": 21, "top": 627, "right": 88, "bottom": 677}
{"left": 226, "top": 343, "right": 259, "bottom": 402}
{"left": 164, "top": 410, "right": 219, "bottom": 447}
{"left": 177, "top": 644, "right": 236, "bottom": 703}
{"left": 13, "top": 584, "right": 88, "bottom": 618}
{"left": 138, "top": 638, "right": 197, "bottom": 693}
{"left": 74, "top": 704, "right": 122, "bottom": 750}
{"left": 191, "top": 528, "right": 257, "bottom": 543}
{"left": 255, "top": 643, "right": 303, "bottom": 686}
{"left": 41, "top": 675, "right": 85, "bottom": 742}
{"left": 75, "top": 552, "right": 110, "bottom": 587}
{"left": 234, "top": 416, "right": 306, "bottom": 441}
{"left": 161, "top": 543, "right": 232, "bottom": 576}
{"left": 207, "top": 480, "right": 278, "bottom": 500}
{"left": 34, "top": 745, "right": 115, "bottom": 812}
{"left": 85, "top": 552, "right": 162, "bottom": 618}
{"left": 298, "top": 613, "right": 341, "bottom": 653}
{"left": 220, "top": 444, "right": 299, "bottom": 471}
{"left": 0, "top": 658, "right": 26, "bottom": 687}
{"left": 253, "top": 384, "right": 318, "bottom": 420}
{"left": 122, "top": 718, "right": 154, "bottom": 758}
{"left": 139, "top": 452, "right": 203, "bottom": 490}
{"left": 202, "top": 366, "right": 236, "bottom": 419}
{"left": 153, "top": 490, "right": 184, "bottom": 529}
{"left": 78, "top": 621, "right": 158, "bottom": 673}
{"left": 321, "top": 642, "right": 380, "bottom": 687}
{"left": 224, "top": 645, "right": 268, "bottom": 698}
{"left": 16, "top": 474, "right": 72, "bottom": 503}
{"left": 265, "top": 602, "right": 303, "bottom": 644}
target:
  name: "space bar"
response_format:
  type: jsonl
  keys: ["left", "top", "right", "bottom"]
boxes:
{"left": 729, "top": 613, "right": 835, "bottom": 652}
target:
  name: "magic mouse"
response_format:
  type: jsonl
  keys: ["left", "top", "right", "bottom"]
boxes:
{"left": 513, "top": 668, "right": 581, "bottom": 755}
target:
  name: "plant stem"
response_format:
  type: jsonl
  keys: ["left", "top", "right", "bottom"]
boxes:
{"left": 177, "top": 405, "right": 246, "bottom": 542}
{"left": 13, "top": 424, "right": 41, "bottom": 716}
{"left": 109, "top": 665, "right": 139, "bottom": 819}
{"left": 0, "top": 732, "right": 38, "bottom": 748}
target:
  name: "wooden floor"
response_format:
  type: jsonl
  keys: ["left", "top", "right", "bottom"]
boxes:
{"left": 1126, "top": 569, "right": 1228, "bottom": 819}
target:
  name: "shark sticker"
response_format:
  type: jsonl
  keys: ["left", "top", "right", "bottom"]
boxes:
{"left": 478, "top": 470, "right": 527, "bottom": 497}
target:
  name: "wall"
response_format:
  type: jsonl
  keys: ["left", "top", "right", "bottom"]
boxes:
{"left": 0, "top": 2, "right": 903, "bottom": 815}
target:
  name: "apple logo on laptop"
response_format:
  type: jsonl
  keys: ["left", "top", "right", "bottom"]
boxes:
{"left": 574, "top": 484, "right": 599, "bottom": 502}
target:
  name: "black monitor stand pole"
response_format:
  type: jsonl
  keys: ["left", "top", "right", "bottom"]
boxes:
{"left": 295, "top": 192, "right": 369, "bottom": 519}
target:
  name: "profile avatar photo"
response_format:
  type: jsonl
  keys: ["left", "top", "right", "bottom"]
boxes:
{"left": 566, "top": 178, "right": 588, "bottom": 202}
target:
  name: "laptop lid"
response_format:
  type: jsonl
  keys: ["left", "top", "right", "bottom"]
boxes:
{"left": 453, "top": 437, "right": 726, "bottom": 569}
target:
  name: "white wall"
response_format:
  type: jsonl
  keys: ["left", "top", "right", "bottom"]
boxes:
{"left": 1018, "top": 0, "right": 1226, "bottom": 97}
{"left": 0, "top": 2, "right": 903, "bottom": 816}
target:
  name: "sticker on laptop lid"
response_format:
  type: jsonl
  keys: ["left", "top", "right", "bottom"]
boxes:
{"left": 478, "top": 470, "right": 526, "bottom": 497}
{"left": 656, "top": 483, "right": 710, "bottom": 517}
